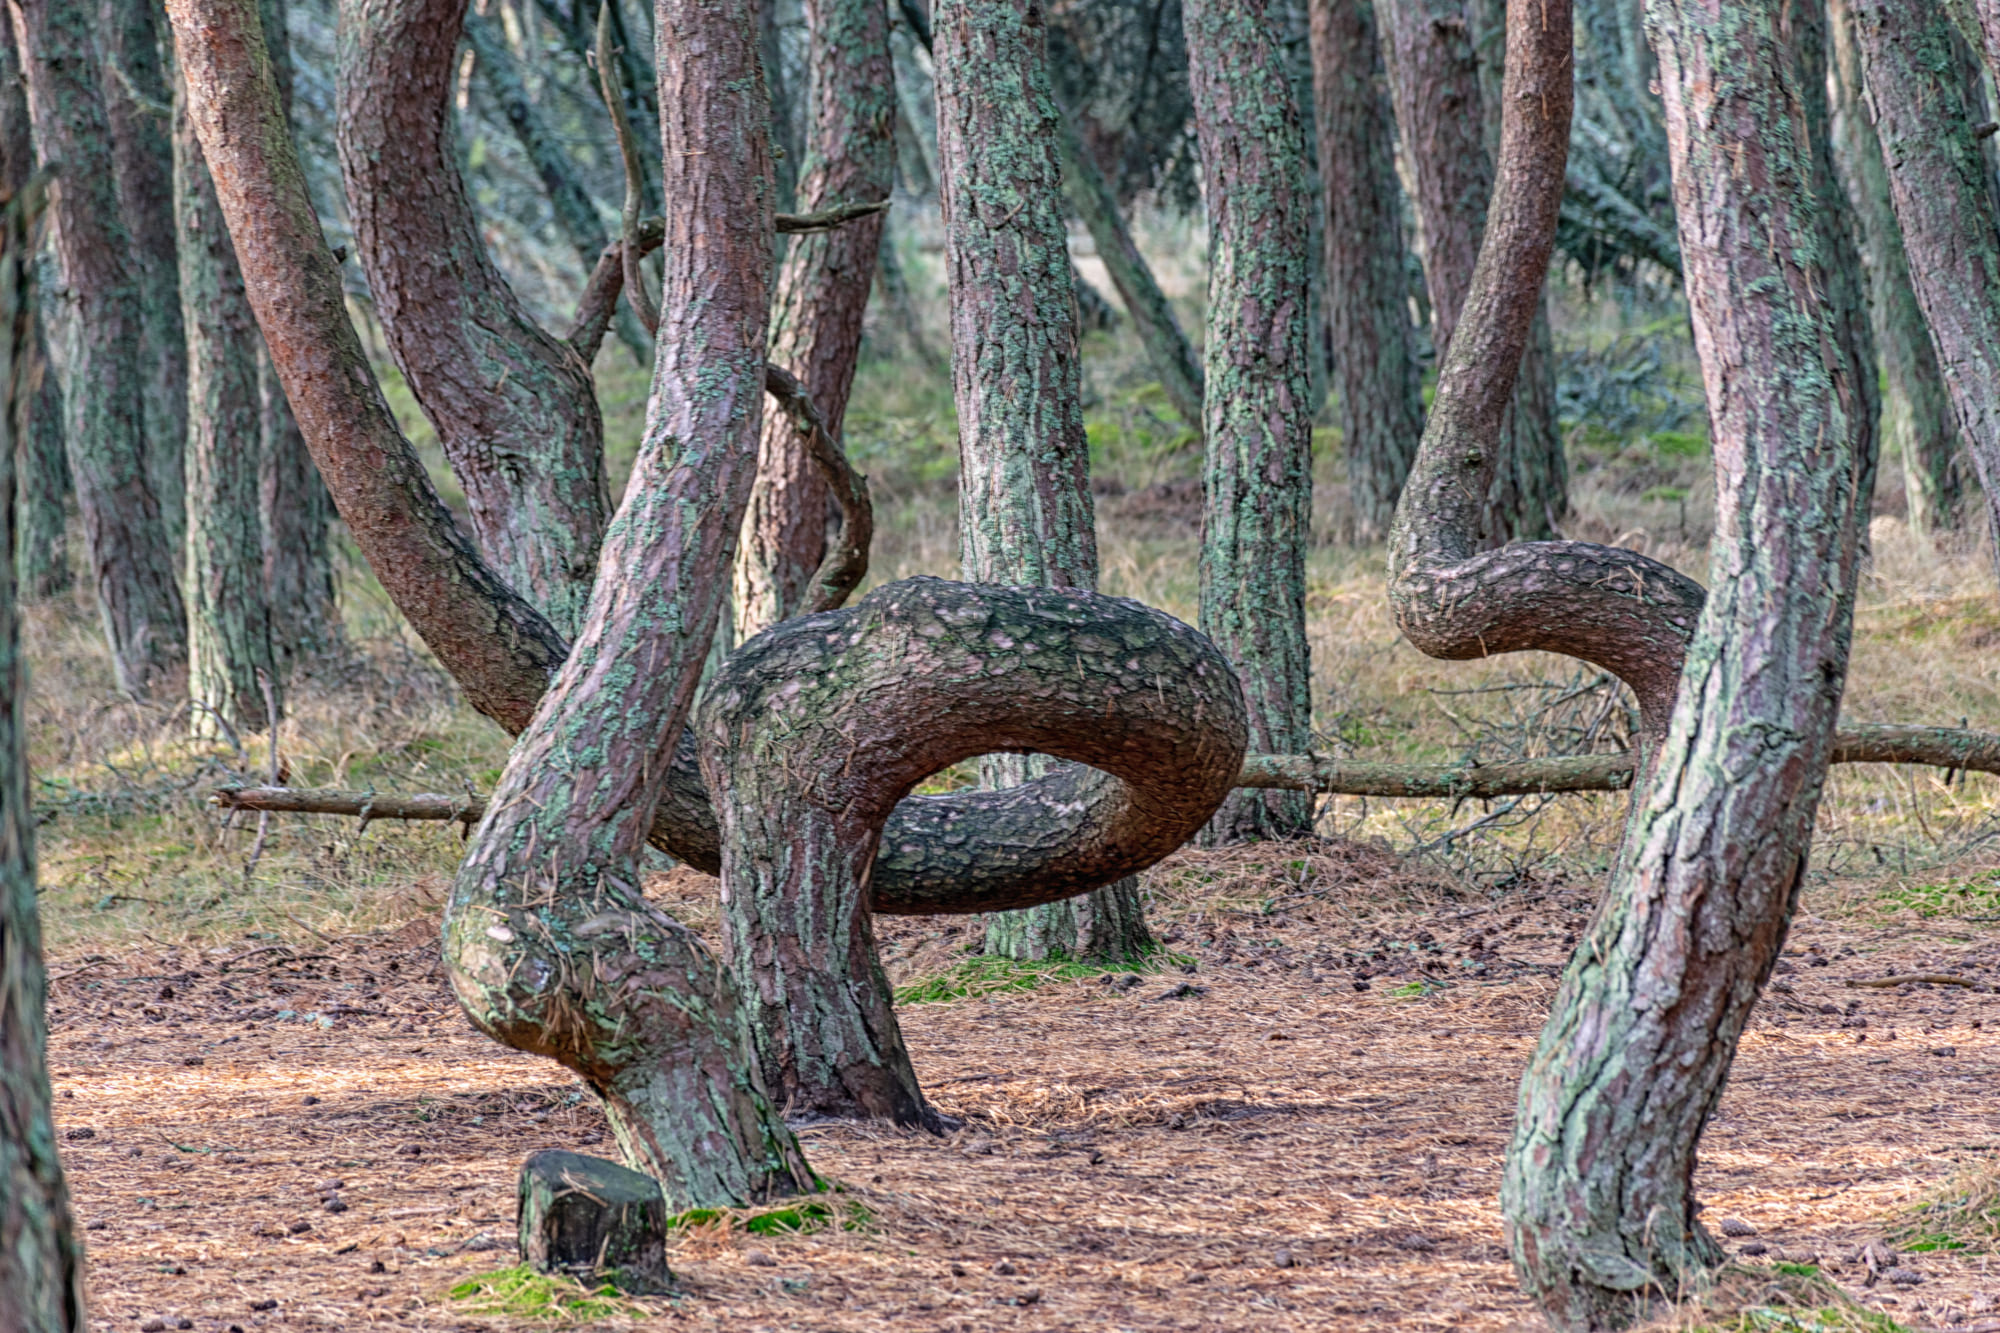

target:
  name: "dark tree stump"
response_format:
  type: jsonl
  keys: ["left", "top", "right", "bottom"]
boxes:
{"left": 516, "top": 1151, "right": 671, "bottom": 1292}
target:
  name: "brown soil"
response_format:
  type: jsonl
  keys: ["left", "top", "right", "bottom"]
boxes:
{"left": 46, "top": 853, "right": 2000, "bottom": 1332}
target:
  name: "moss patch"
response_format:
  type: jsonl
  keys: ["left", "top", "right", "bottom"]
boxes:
{"left": 446, "top": 1265, "right": 661, "bottom": 1323}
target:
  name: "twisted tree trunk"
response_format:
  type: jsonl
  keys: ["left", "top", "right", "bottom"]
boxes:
{"left": 0, "top": 177, "right": 86, "bottom": 1333}
{"left": 934, "top": 0, "right": 1152, "bottom": 963}
{"left": 1829, "top": 0, "right": 1961, "bottom": 537}
{"left": 1489, "top": 0, "right": 1869, "bottom": 1325}
{"left": 1187, "top": 0, "right": 1315, "bottom": 844}
{"left": 336, "top": 0, "right": 609, "bottom": 637}
{"left": 174, "top": 74, "right": 277, "bottom": 738}
{"left": 703, "top": 579, "right": 1246, "bottom": 1126}
{"left": 1850, "top": 0, "right": 2000, "bottom": 564}
{"left": 1309, "top": 0, "right": 1423, "bottom": 542}
{"left": 12, "top": 0, "right": 186, "bottom": 698}
{"left": 732, "top": 0, "right": 893, "bottom": 643}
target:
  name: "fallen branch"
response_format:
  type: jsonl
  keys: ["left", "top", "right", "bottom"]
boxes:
{"left": 208, "top": 721, "right": 2000, "bottom": 824}
{"left": 1843, "top": 974, "right": 1976, "bottom": 989}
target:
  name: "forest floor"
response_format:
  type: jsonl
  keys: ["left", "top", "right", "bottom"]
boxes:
{"left": 44, "top": 844, "right": 2000, "bottom": 1333}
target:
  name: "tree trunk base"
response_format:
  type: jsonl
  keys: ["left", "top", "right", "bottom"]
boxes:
{"left": 517, "top": 1150, "right": 673, "bottom": 1294}
{"left": 983, "top": 876, "right": 1155, "bottom": 963}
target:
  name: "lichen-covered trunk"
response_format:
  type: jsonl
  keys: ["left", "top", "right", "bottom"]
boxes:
{"left": 1187, "top": 0, "right": 1315, "bottom": 844}
{"left": 1309, "top": 0, "right": 1423, "bottom": 542}
{"left": 704, "top": 579, "right": 1246, "bottom": 1127}
{"left": 442, "top": 0, "right": 816, "bottom": 1207}
{"left": 1055, "top": 118, "right": 1206, "bottom": 434}
{"left": 1829, "top": 0, "right": 1961, "bottom": 536}
{"left": 12, "top": 0, "right": 186, "bottom": 698}
{"left": 732, "top": 0, "right": 892, "bottom": 643}
{"left": 103, "top": 0, "right": 188, "bottom": 558}
{"left": 1501, "top": 0, "right": 1868, "bottom": 1325}
{"left": 0, "top": 179, "right": 87, "bottom": 1333}
{"left": 0, "top": 29, "right": 67, "bottom": 601}
{"left": 1381, "top": 0, "right": 1566, "bottom": 544}
{"left": 934, "top": 0, "right": 1151, "bottom": 960}
{"left": 337, "top": 0, "right": 609, "bottom": 637}
{"left": 1850, "top": 0, "right": 2000, "bottom": 562}
{"left": 175, "top": 74, "right": 277, "bottom": 739}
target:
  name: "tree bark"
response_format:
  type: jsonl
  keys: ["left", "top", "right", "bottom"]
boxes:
{"left": 102, "top": 0, "right": 189, "bottom": 559}
{"left": 1187, "top": 0, "right": 1315, "bottom": 844}
{"left": 702, "top": 579, "right": 1246, "bottom": 1126}
{"left": 1829, "top": 0, "right": 1961, "bottom": 536}
{"left": 0, "top": 25, "right": 67, "bottom": 601}
{"left": 933, "top": 0, "right": 1152, "bottom": 963}
{"left": 336, "top": 0, "right": 610, "bottom": 637}
{"left": 1380, "top": 0, "right": 1567, "bottom": 545}
{"left": 1310, "top": 0, "right": 1423, "bottom": 542}
{"left": 1055, "top": 117, "right": 1206, "bottom": 433}
{"left": 0, "top": 177, "right": 87, "bottom": 1333}
{"left": 174, "top": 72, "right": 277, "bottom": 739}
{"left": 11, "top": 0, "right": 186, "bottom": 698}
{"left": 732, "top": 0, "right": 893, "bottom": 644}
{"left": 1501, "top": 0, "right": 1869, "bottom": 1323}
{"left": 1850, "top": 0, "right": 2000, "bottom": 562}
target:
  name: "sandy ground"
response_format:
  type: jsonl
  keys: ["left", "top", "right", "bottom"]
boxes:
{"left": 44, "top": 875, "right": 2000, "bottom": 1332}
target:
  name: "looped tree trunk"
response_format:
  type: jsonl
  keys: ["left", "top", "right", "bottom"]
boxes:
{"left": 698, "top": 577, "right": 1248, "bottom": 1127}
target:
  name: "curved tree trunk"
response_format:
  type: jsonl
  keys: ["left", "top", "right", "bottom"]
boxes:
{"left": 1850, "top": 0, "right": 2000, "bottom": 564}
{"left": 1381, "top": 0, "right": 1567, "bottom": 545}
{"left": 103, "top": 0, "right": 188, "bottom": 560}
{"left": 174, "top": 72, "right": 277, "bottom": 739}
{"left": 1495, "top": 0, "right": 1869, "bottom": 1325}
{"left": 12, "top": 0, "right": 186, "bottom": 698}
{"left": 1309, "top": 0, "right": 1423, "bottom": 542}
{"left": 0, "top": 178, "right": 87, "bottom": 1333}
{"left": 934, "top": 0, "right": 1152, "bottom": 963}
{"left": 442, "top": 0, "right": 817, "bottom": 1207}
{"left": 337, "top": 0, "right": 609, "bottom": 637}
{"left": 704, "top": 579, "right": 1245, "bottom": 1126}
{"left": 732, "top": 0, "right": 893, "bottom": 643}
{"left": 1187, "top": 0, "right": 1316, "bottom": 844}
{"left": 1829, "top": 0, "right": 1961, "bottom": 536}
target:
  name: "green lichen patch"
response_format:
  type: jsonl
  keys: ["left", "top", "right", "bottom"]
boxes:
{"left": 1873, "top": 870, "right": 2000, "bottom": 921}
{"left": 1650, "top": 1267, "right": 1909, "bottom": 1332}
{"left": 446, "top": 1264, "right": 665, "bottom": 1323}
{"left": 664, "top": 1196, "right": 871, "bottom": 1236}
{"left": 1893, "top": 1154, "right": 2000, "bottom": 1254}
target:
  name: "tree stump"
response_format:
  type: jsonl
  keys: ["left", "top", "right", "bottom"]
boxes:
{"left": 516, "top": 1151, "right": 672, "bottom": 1292}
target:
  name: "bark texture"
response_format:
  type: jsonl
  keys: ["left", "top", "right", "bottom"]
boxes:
{"left": 0, "top": 177, "right": 87, "bottom": 1333}
{"left": 933, "top": 0, "right": 1148, "bottom": 959}
{"left": 103, "top": 0, "right": 188, "bottom": 555}
{"left": 442, "top": 0, "right": 817, "bottom": 1207}
{"left": 1829, "top": 0, "right": 1961, "bottom": 536}
{"left": 1850, "top": 0, "right": 2000, "bottom": 557}
{"left": 1309, "top": 0, "right": 1423, "bottom": 541}
{"left": 11, "top": 0, "right": 186, "bottom": 697}
{"left": 1187, "top": 0, "right": 1315, "bottom": 843}
{"left": 1380, "top": 0, "right": 1566, "bottom": 544}
{"left": 336, "top": 0, "right": 609, "bottom": 637}
{"left": 732, "top": 0, "right": 893, "bottom": 643}
{"left": 701, "top": 579, "right": 1246, "bottom": 1125}
{"left": 1501, "top": 0, "right": 1869, "bottom": 1324}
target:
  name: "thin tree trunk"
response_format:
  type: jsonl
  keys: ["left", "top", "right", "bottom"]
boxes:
{"left": 1850, "top": 0, "right": 2000, "bottom": 562}
{"left": 1188, "top": 0, "right": 1315, "bottom": 844}
{"left": 1381, "top": 0, "right": 1566, "bottom": 545}
{"left": 732, "top": 0, "right": 892, "bottom": 643}
{"left": 256, "top": 0, "right": 339, "bottom": 668}
{"left": 1309, "top": 0, "right": 1423, "bottom": 542}
{"left": 0, "top": 176, "right": 87, "bottom": 1333}
{"left": 102, "top": 0, "right": 188, "bottom": 560}
{"left": 442, "top": 0, "right": 817, "bottom": 1207}
{"left": 1503, "top": 0, "right": 1868, "bottom": 1323}
{"left": 1055, "top": 117, "right": 1205, "bottom": 432}
{"left": 337, "top": 0, "right": 610, "bottom": 637}
{"left": 174, "top": 72, "right": 276, "bottom": 739}
{"left": 933, "top": 0, "right": 1153, "bottom": 964}
{"left": 1830, "top": 0, "right": 1961, "bottom": 536}
{"left": 11, "top": 0, "right": 186, "bottom": 698}
{"left": 0, "top": 26, "right": 67, "bottom": 601}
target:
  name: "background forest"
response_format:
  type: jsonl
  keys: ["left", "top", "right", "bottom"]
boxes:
{"left": 2, "top": 0, "right": 1999, "bottom": 1330}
